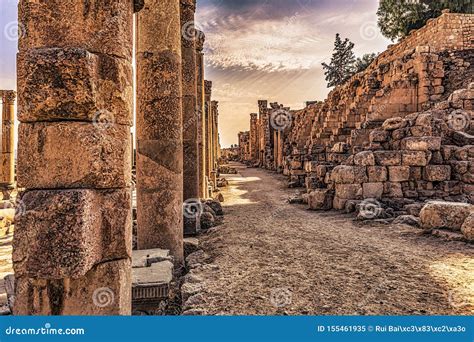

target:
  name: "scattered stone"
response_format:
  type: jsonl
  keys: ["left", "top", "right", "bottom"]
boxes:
{"left": 420, "top": 201, "right": 473, "bottom": 231}
{"left": 393, "top": 215, "right": 420, "bottom": 227}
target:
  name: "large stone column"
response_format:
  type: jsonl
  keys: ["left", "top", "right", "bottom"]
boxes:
{"left": 136, "top": 0, "right": 184, "bottom": 263}
{"left": 180, "top": 0, "right": 199, "bottom": 203}
{"left": 204, "top": 80, "right": 212, "bottom": 197}
{"left": 14, "top": 0, "right": 134, "bottom": 315}
{"left": 195, "top": 31, "right": 206, "bottom": 199}
{"left": 0, "top": 91, "right": 16, "bottom": 199}
{"left": 210, "top": 101, "right": 219, "bottom": 189}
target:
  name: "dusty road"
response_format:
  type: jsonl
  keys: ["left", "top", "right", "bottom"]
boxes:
{"left": 191, "top": 163, "right": 474, "bottom": 315}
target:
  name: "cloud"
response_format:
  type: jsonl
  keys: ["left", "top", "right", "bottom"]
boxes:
{"left": 197, "top": 0, "right": 392, "bottom": 147}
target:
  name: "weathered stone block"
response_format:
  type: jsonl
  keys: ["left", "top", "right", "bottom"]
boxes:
{"left": 382, "top": 117, "right": 407, "bottom": 131}
{"left": 136, "top": 52, "right": 182, "bottom": 141}
{"left": 402, "top": 151, "right": 431, "bottom": 166}
{"left": 367, "top": 166, "right": 388, "bottom": 182}
{"left": 369, "top": 129, "right": 389, "bottom": 143}
{"left": 423, "top": 165, "right": 451, "bottom": 182}
{"left": 420, "top": 201, "right": 473, "bottom": 231}
{"left": 461, "top": 214, "right": 474, "bottom": 241}
{"left": 19, "top": 0, "right": 133, "bottom": 59}
{"left": 18, "top": 49, "right": 133, "bottom": 124}
{"left": 401, "top": 137, "right": 442, "bottom": 151}
{"left": 14, "top": 259, "right": 131, "bottom": 315}
{"left": 333, "top": 196, "right": 347, "bottom": 210}
{"left": 331, "top": 165, "right": 368, "bottom": 184}
{"left": 373, "top": 151, "right": 402, "bottom": 166}
{"left": 13, "top": 189, "right": 131, "bottom": 279}
{"left": 353, "top": 151, "right": 375, "bottom": 166}
{"left": 17, "top": 122, "right": 131, "bottom": 189}
{"left": 388, "top": 166, "right": 410, "bottom": 182}
{"left": 335, "top": 184, "right": 363, "bottom": 200}
{"left": 307, "top": 189, "right": 334, "bottom": 210}
{"left": 362, "top": 183, "right": 383, "bottom": 199}
{"left": 384, "top": 182, "right": 403, "bottom": 198}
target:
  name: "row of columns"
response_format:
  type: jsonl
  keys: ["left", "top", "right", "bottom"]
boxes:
{"left": 0, "top": 91, "right": 16, "bottom": 200}
{"left": 13, "top": 0, "right": 221, "bottom": 315}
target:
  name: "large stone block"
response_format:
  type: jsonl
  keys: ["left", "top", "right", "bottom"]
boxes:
{"left": 420, "top": 201, "right": 473, "bottom": 231}
{"left": 13, "top": 189, "right": 132, "bottom": 279}
{"left": 335, "top": 184, "right": 363, "bottom": 200}
{"left": 18, "top": 49, "right": 133, "bottom": 124}
{"left": 461, "top": 214, "right": 474, "bottom": 241}
{"left": 423, "top": 165, "right": 451, "bottom": 182}
{"left": 19, "top": 0, "right": 133, "bottom": 59}
{"left": 353, "top": 151, "right": 375, "bottom": 166}
{"left": 17, "top": 122, "right": 131, "bottom": 189}
{"left": 136, "top": 52, "right": 182, "bottom": 141}
{"left": 388, "top": 166, "right": 410, "bottom": 182}
{"left": 401, "top": 137, "right": 442, "bottom": 151}
{"left": 14, "top": 259, "right": 131, "bottom": 315}
{"left": 330, "top": 165, "right": 368, "bottom": 184}
{"left": 367, "top": 166, "right": 388, "bottom": 182}
{"left": 383, "top": 182, "right": 403, "bottom": 198}
{"left": 308, "top": 189, "right": 334, "bottom": 210}
{"left": 373, "top": 151, "right": 402, "bottom": 166}
{"left": 402, "top": 151, "right": 431, "bottom": 166}
{"left": 363, "top": 182, "right": 384, "bottom": 199}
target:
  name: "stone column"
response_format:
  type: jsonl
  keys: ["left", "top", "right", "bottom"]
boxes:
{"left": 249, "top": 113, "right": 258, "bottom": 163}
{"left": 210, "top": 101, "right": 219, "bottom": 189}
{"left": 14, "top": 0, "right": 134, "bottom": 315}
{"left": 195, "top": 31, "right": 206, "bottom": 199}
{"left": 136, "top": 0, "right": 184, "bottom": 263}
{"left": 204, "top": 80, "right": 212, "bottom": 197}
{"left": 0, "top": 91, "right": 16, "bottom": 199}
{"left": 180, "top": 0, "right": 199, "bottom": 203}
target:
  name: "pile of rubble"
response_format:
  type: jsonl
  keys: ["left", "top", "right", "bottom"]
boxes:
{"left": 302, "top": 84, "right": 473, "bottom": 241}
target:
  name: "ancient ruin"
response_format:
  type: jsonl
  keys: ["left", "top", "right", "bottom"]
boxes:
{"left": 0, "top": 0, "right": 223, "bottom": 316}
{"left": 238, "top": 11, "right": 474, "bottom": 241}
{"left": 0, "top": 1, "right": 472, "bottom": 319}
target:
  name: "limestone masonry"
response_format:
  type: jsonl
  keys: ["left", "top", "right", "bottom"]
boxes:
{"left": 237, "top": 12, "right": 474, "bottom": 241}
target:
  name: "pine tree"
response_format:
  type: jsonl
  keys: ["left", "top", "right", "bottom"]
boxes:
{"left": 322, "top": 34, "right": 356, "bottom": 88}
{"left": 377, "top": 0, "right": 473, "bottom": 41}
{"left": 354, "top": 53, "right": 378, "bottom": 73}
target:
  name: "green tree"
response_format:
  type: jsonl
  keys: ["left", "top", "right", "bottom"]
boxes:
{"left": 354, "top": 53, "right": 378, "bottom": 73}
{"left": 377, "top": 0, "right": 473, "bottom": 41}
{"left": 322, "top": 34, "right": 356, "bottom": 88}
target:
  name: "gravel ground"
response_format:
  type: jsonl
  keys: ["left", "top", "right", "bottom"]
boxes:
{"left": 191, "top": 163, "right": 474, "bottom": 315}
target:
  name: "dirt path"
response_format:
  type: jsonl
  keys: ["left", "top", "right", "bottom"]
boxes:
{"left": 191, "top": 162, "right": 474, "bottom": 315}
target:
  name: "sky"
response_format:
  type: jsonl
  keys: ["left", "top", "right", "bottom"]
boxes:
{"left": 0, "top": 0, "right": 392, "bottom": 148}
